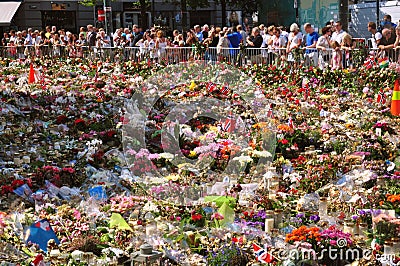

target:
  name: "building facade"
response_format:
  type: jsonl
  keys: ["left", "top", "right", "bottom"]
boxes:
{"left": 259, "top": 0, "right": 348, "bottom": 33}
{"left": 6, "top": 0, "right": 240, "bottom": 34}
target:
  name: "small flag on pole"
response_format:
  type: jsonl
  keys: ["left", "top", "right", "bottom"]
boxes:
{"left": 220, "top": 84, "right": 230, "bottom": 95}
{"left": 253, "top": 243, "right": 274, "bottom": 263}
{"left": 206, "top": 82, "right": 217, "bottom": 93}
{"left": 222, "top": 114, "right": 236, "bottom": 133}
{"left": 288, "top": 116, "right": 294, "bottom": 128}
{"left": 379, "top": 57, "right": 389, "bottom": 68}
{"left": 377, "top": 89, "right": 386, "bottom": 104}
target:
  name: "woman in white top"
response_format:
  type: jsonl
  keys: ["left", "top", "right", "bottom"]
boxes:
{"left": 268, "top": 26, "right": 286, "bottom": 63}
{"left": 286, "top": 23, "right": 303, "bottom": 62}
{"left": 316, "top": 26, "right": 332, "bottom": 68}
{"left": 135, "top": 31, "right": 149, "bottom": 61}
{"left": 155, "top": 30, "right": 168, "bottom": 61}
{"left": 261, "top": 26, "right": 272, "bottom": 60}
{"left": 217, "top": 31, "right": 230, "bottom": 59}
{"left": 146, "top": 33, "right": 157, "bottom": 62}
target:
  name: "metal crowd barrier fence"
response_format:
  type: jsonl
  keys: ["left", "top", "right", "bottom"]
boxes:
{"left": 0, "top": 45, "right": 398, "bottom": 68}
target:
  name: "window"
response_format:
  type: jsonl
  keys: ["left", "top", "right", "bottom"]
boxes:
{"left": 41, "top": 11, "right": 76, "bottom": 33}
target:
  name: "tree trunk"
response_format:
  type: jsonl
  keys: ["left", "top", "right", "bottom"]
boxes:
{"left": 139, "top": 0, "right": 148, "bottom": 29}
{"left": 221, "top": 0, "right": 227, "bottom": 27}
{"left": 339, "top": 0, "right": 349, "bottom": 31}
{"left": 181, "top": 0, "right": 188, "bottom": 34}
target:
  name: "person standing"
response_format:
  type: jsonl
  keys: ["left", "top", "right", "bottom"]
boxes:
{"left": 227, "top": 25, "right": 242, "bottom": 60}
{"left": 331, "top": 21, "right": 346, "bottom": 45}
{"left": 286, "top": 23, "right": 303, "bottom": 63}
{"left": 303, "top": 23, "right": 319, "bottom": 66}
{"left": 316, "top": 26, "right": 332, "bottom": 68}
{"left": 86, "top": 25, "right": 97, "bottom": 48}
{"left": 368, "top": 21, "right": 382, "bottom": 49}
{"left": 246, "top": 27, "right": 263, "bottom": 64}
{"left": 194, "top": 25, "right": 203, "bottom": 43}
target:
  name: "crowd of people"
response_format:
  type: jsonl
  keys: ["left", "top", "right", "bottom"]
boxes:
{"left": 2, "top": 14, "right": 400, "bottom": 67}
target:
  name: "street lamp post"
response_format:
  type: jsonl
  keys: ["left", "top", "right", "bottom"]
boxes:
{"left": 152, "top": 0, "right": 155, "bottom": 26}
{"left": 294, "top": 0, "right": 299, "bottom": 24}
{"left": 103, "top": 0, "right": 108, "bottom": 34}
{"left": 376, "top": 0, "right": 380, "bottom": 30}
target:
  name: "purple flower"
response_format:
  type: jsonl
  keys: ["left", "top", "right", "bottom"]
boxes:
{"left": 310, "top": 215, "right": 320, "bottom": 222}
{"left": 351, "top": 215, "right": 359, "bottom": 221}
{"left": 296, "top": 213, "right": 305, "bottom": 218}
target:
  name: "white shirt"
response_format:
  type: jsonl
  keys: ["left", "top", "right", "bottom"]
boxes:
{"left": 288, "top": 32, "right": 303, "bottom": 50}
{"left": 331, "top": 29, "right": 346, "bottom": 44}
{"left": 371, "top": 31, "right": 382, "bottom": 49}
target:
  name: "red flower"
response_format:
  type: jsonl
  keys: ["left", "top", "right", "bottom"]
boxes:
{"left": 278, "top": 139, "right": 289, "bottom": 145}
{"left": 56, "top": 115, "right": 68, "bottom": 124}
{"left": 191, "top": 213, "right": 202, "bottom": 221}
{"left": 11, "top": 179, "right": 24, "bottom": 187}
{"left": 74, "top": 118, "right": 86, "bottom": 126}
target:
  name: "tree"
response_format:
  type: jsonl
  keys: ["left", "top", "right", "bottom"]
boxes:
{"left": 132, "top": 0, "right": 151, "bottom": 29}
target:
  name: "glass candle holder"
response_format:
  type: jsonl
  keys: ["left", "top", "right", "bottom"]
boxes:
{"left": 265, "top": 210, "right": 275, "bottom": 233}
{"left": 319, "top": 197, "right": 328, "bottom": 217}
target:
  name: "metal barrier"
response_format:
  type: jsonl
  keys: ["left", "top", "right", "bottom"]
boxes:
{"left": 0, "top": 45, "right": 397, "bottom": 68}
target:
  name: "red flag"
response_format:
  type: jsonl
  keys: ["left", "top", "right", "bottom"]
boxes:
{"left": 304, "top": 85, "right": 310, "bottom": 101}
{"left": 253, "top": 243, "right": 274, "bottom": 263}
{"left": 220, "top": 84, "right": 230, "bottom": 95}
{"left": 364, "top": 56, "right": 375, "bottom": 69}
{"left": 288, "top": 116, "right": 294, "bottom": 128}
{"left": 377, "top": 89, "right": 386, "bottom": 104}
{"left": 222, "top": 115, "right": 235, "bottom": 133}
{"left": 29, "top": 63, "right": 35, "bottom": 83}
{"left": 267, "top": 104, "right": 274, "bottom": 118}
{"left": 206, "top": 82, "right": 217, "bottom": 93}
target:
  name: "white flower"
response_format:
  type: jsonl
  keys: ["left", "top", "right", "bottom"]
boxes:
{"left": 159, "top": 153, "right": 174, "bottom": 160}
{"left": 251, "top": 150, "right": 272, "bottom": 158}
{"left": 232, "top": 155, "right": 253, "bottom": 164}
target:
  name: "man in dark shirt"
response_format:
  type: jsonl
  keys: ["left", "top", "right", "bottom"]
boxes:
{"left": 379, "top": 28, "right": 395, "bottom": 59}
{"left": 86, "top": 24, "right": 97, "bottom": 47}
{"left": 246, "top": 27, "right": 263, "bottom": 64}
{"left": 131, "top": 24, "right": 143, "bottom": 47}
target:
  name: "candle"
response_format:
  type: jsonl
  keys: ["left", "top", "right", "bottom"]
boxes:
{"left": 343, "top": 220, "right": 354, "bottom": 234}
{"left": 265, "top": 218, "right": 274, "bottom": 233}
{"left": 22, "top": 156, "right": 30, "bottom": 164}
{"left": 13, "top": 157, "right": 21, "bottom": 166}
{"left": 319, "top": 197, "right": 328, "bottom": 217}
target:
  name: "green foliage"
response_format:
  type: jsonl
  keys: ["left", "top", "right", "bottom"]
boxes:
{"left": 206, "top": 243, "right": 249, "bottom": 266}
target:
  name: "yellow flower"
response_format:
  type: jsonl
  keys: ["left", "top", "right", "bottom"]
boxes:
{"left": 189, "top": 151, "right": 197, "bottom": 158}
{"left": 189, "top": 81, "right": 196, "bottom": 91}
{"left": 165, "top": 174, "right": 180, "bottom": 181}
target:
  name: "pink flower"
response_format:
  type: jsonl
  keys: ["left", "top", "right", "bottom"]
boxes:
{"left": 211, "top": 213, "right": 224, "bottom": 220}
{"left": 73, "top": 209, "right": 81, "bottom": 220}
